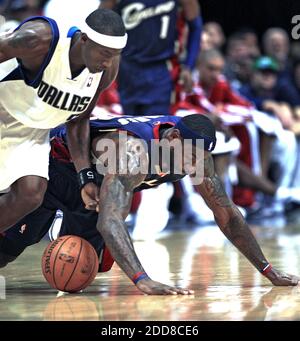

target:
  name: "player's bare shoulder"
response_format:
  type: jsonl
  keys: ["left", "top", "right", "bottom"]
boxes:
{"left": 0, "top": 19, "right": 52, "bottom": 63}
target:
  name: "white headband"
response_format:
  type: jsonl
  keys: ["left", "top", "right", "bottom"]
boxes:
{"left": 81, "top": 21, "right": 127, "bottom": 49}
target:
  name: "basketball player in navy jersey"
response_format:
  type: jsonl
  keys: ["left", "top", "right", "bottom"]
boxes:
{"left": 0, "top": 8, "right": 127, "bottom": 233}
{"left": 100, "top": 0, "right": 202, "bottom": 116}
{"left": 0, "top": 114, "right": 298, "bottom": 294}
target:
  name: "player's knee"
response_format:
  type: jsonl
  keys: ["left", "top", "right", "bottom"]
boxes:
{"left": 0, "top": 252, "right": 16, "bottom": 268}
{"left": 25, "top": 190, "right": 45, "bottom": 210}
{"left": 20, "top": 189, "right": 45, "bottom": 212}
{"left": 16, "top": 178, "right": 47, "bottom": 210}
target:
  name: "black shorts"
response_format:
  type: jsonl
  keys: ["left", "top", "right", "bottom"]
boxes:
{"left": 0, "top": 158, "right": 114, "bottom": 272}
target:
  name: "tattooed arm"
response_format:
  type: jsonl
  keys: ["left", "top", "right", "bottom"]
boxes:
{"left": 195, "top": 152, "right": 299, "bottom": 286}
{"left": 97, "top": 135, "right": 193, "bottom": 295}
{"left": 0, "top": 20, "right": 51, "bottom": 67}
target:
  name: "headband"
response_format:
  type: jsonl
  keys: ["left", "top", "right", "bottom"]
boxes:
{"left": 175, "top": 119, "right": 216, "bottom": 152}
{"left": 81, "top": 21, "right": 127, "bottom": 49}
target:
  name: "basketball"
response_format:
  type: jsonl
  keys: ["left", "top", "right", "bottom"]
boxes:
{"left": 41, "top": 235, "right": 99, "bottom": 293}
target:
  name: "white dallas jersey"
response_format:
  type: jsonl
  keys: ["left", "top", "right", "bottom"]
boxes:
{"left": 0, "top": 16, "right": 104, "bottom": 129}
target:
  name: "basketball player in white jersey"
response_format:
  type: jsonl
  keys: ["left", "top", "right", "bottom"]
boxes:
{"left": 0, "top": 8, "right": 127, "bottom": 233}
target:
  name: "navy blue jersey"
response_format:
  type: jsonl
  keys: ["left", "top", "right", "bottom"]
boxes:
{"left": 52, "top": 114, "right": 181, "bottom": 143}
{"left": 115, "top": 0, "right": 179, "bottom": 63}
{"left": 90, "top": 114, "right": 180, "bottom": 141}
{"left": 50, "top": 115, "right": 185, "bottom": 190}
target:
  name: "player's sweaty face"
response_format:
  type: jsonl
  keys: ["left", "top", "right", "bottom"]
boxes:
{"left": 83, "top": 41, "right": 121, "bottom": 73}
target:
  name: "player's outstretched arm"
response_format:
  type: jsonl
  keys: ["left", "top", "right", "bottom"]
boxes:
{"left": 66, "top": 56, "right": 120, "bottom": 211}
{"left": 97, "top": 136, "right": 193, "bottom": 295}
{"left": 196, "top": 153, "right": 299, "bottom": 286}
{"left": 0, "top": 20, "right": 51, "bottom": 64}
{"left": 66, "top": 111, "right": 100, "bottom": 211}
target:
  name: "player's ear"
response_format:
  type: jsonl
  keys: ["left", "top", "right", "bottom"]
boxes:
{"left": 168, "top": 128, "right": 181, "bottom": 140}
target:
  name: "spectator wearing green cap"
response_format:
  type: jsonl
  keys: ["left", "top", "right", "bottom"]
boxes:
{"left": 240, "top": 56, "right": 300, "bottom": 129}
{"left": 239, "top": 55, "right": 300, "bottom": 219}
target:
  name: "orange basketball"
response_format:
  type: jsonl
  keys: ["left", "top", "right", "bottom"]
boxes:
{"left": 41, "top": 235, "right": 99, "bottom": 293}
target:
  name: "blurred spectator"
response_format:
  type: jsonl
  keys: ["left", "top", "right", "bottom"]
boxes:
{"left": 195, "top": 49, "right": 267, "bottom": 207}
{"left": 240, "top": 56, "right": 300, "bottom": 129}
{"left": 238, "top": 28, "right": 260, "bottom": 57}
{"left": 224, "top": 31, "right": 257, "bottom": 88}
{"left": 262, "top": 28, "right": 291, "bottom": 78}
{"left": 0, "top": 0, "right": 8, "bottom": 13}
{"left": 290, "top": 41, "right": 300, "bottom": 62}
{"left": 239, "top": 56, "right": 299, "bottom": 210}
{"left": 0, "top": 0, "right": 41, "bottom": 32}
{"left": 290, "top": 58, "right": 300, "bottom": 134}
{"left": 203, "top": 21, "right": 225, "bottom": 50}
{"left": 196, "top": 50, "right": 300, "bottom": 206}
{"left": 293, "top": 58, "right": 300, "bottom": 93}
{"left": 174, "top": 49, "right": 300, "bottom": 223}
{"left": 201, "top": 30, "right": 214, "bottom": 51}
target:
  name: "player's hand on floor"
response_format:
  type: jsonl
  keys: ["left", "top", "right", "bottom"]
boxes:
{"left": 81, "top": 183, "right": 100, "bottom": 212}
{"left": 265, "top": 267, "right": 300, "bottom": 286}
{"left": 136, "top": 278, "right": 194, "bottom": 295}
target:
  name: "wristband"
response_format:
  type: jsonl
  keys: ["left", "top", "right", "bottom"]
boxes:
{"left": 261, "top": 263, "right": 272, "bottom": 276}
{"left": 132, "top": 272, "right": 149, "bottom": 284}
{"left": 77, "top": 168, "right": 98, "bottom": 190}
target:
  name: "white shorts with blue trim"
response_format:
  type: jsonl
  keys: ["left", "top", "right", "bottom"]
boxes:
{"left": 0, "top": 108, "right": 50, "bottom": 192}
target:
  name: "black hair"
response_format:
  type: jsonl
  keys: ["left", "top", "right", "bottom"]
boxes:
{"left": 181, "top": 114, "right": 216, "bottom": 142}
{"left": 86, "top": 8, "right": 126, "bottom": 36}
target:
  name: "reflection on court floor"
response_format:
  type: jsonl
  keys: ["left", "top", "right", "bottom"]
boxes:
{"left": 1, "top": 224, "right": 300, "bottom": 321}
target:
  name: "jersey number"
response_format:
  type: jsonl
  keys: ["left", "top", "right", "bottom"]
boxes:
{"left": 160, "top": 15, "right": 170, "bottom": 39}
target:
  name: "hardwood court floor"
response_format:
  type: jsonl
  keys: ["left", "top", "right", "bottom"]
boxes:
{"left": 1, "top": 223, "right": 300, "bottom": 321}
